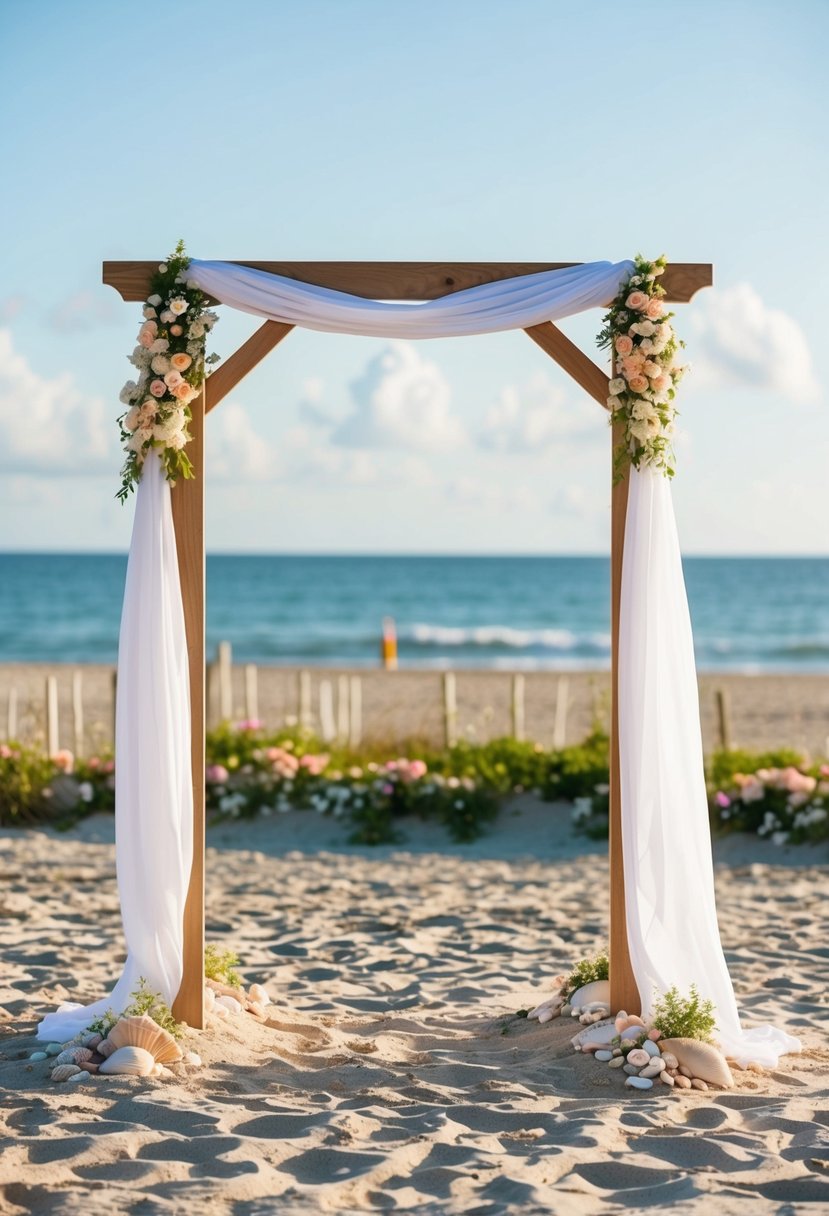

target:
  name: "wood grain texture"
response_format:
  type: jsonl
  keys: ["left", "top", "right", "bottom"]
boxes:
{"left": 609, "top": 415, "right": 639, "bottom": 1016}
{"left": 102, "top": 260, "right": 713, "bottom": 304}
{"left": 525, "top": 322, "right": 610, "bottom": 407}
{"left": 206, "top": 321, "right": 294, "bottom": 414}
{"left": 170, "top": 389, "right": 205, "bottom": 1030}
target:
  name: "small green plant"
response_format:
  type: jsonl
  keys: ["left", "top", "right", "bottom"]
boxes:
{"left": 85, "top": 977, "right": 183, "bottom": 1040}
{"left": 562, "top": 948, "right": 609, "bottom": 1000}
{"left": 87, "top": 1008, "right": 119, "bottom": 1038}
{"left": 650, "top": 984, "right": 716, "bottom": 1042}
{"left": 204, "top": 944, "right": 242, "bottom": 988}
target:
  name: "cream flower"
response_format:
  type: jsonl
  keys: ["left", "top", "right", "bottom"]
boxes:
{"left": 147, "top": 293, "right": 162, "bottom": 307}
{"left": 151, "top": 354, "right": 171, "bottom": 375}
{"left": 167, "top": 430, "right": 188, "bottom": 451}
{"left": 627, "top": 374, "right": 649, "bottom": 394}
{"left": 164, "top": 369, "right": 184, "bottom": 390}
{"left": 170, "top": 352, "right": 192, "bottom": 372}
{"left": 169, "top": 297, "right": 189, "bottom": 316}
{"left": 119, "top": 380, "right": 138, "bottom": 405}
{"left": 188, "top": 321, "right": 205, "bottom": 338}
{"left": 160, "top": 309, "right": 176, "bottom": 324}
{"left": 172, "top": 381, "right": 196, "bottom": 402}
{"left": 607, "top": 395, "right": 623, "bottom": 412}
{"left": 123, "top": 405, "right": 141, "bottom": 432}
{"left": 609, "top": 377, "right": 626, "bottom": 395}
{"left": 614, "top": 334, "right": 634, "bottom": 357}
{"left": 149, "top": 338, "right": 170, "bottom": 354}
{"left": 625, "top": 290, "right": 649, "bottom": 312}
{"left": 127, "top": 426, "right": 153, "bottom": 452}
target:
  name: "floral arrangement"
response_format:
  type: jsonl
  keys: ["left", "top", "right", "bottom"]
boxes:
{"left": 714, "top": 764, "right": 829, "bottom": 845}
{"left": 116, "top": 241, "right": 219, "bottom": 503}
{"left": 597, "top": 254, "right": 688, "bottom": 479}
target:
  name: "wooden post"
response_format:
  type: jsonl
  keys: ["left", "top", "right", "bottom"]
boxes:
{"left": 244, "top": 664, "right": 259, "bottom": 723}
{"left": 6, "top": 686, "right": 17, "bottom": 740}
{"left": 715, "top": 687, "right": 732, "bottom": 751}
{"left": 337, "top": 674, "right": 350, "bottom": 743}
{"left": 46, "top": 676, "right": 59, "bottom": 756}
{"left": 349, "top": 675, "right": 362, "bottom": 747}
{"left": 298, "top": 670, "right": 312, "bottom": 730}
{"left": 171, "top": 388, "right": 205, "bottom": 1029}
{"left": 609, "top": 418, "right": 639, "bottom": 1015}
{"left": 319, "top": 680, "right": 336, "bottom": 741}
{"left": 217, "top": 641, "right": 233, "bottom": 721}
{"left": 443, "top": 672, "right": 458, "bottom": 747}
{"left": 511, "top": 674, "right": 525, "bottom": 740}
{"left": 72, "top": 670, "right": 84, "bottom": 759}
{"left": 553, "top": 675, "right": 569, "bottom": 750}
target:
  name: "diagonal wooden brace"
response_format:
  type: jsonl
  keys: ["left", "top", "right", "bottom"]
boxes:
{"left": 205, "top": 320, "right": 294, "bottom": 413}
{"left": 524, "top": 322, "right": 610, "bottom": 408}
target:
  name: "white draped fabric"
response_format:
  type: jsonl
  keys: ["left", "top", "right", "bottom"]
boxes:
{"left": 36, "top": 258, "right": 799, "bottom": 1068}
{"left": 38, "top": 454, "right": 192, "bottom": 1041}
{"left": 186, "top": 258, "right": 635, "bottom": 338}
{"left": 619, "top": 467, "right": 800, "bottom": 1067}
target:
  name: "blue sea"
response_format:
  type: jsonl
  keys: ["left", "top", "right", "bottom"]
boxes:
{"left": 0, "top": 554, "right": 827, "bottom": 672}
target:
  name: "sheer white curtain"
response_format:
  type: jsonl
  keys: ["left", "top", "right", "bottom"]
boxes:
{"left": 619, "top": 467, "right": 800, "bottom": 1067}
{"left": 186, "top": 259, "right": 634, "bottom": 337}
{"left": 38, "top": 454, "right": 192, "bottom": 1041}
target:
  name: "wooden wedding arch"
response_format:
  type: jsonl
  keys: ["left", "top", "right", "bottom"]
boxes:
{"left": 103, "top": 259, "right": 713, "bottom": 1028}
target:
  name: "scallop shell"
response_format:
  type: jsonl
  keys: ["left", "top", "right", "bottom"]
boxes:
{"left": 215, "top": 995, "right": 243, "bottom": 1015}
{"left": 571, "top": 1017, "right": 618, "bottom": 1050}
{"left": 107, "top": 1015, "right": 182, "bottom": 1064}
{"left": 99, "top": 1046, "right": 155, "bottom": 1076}
{"left": 569, "top": 980, "right": 610, "bottom": 1010}
{"left": 51, "top": 1064, "right": 82, "bottom": 1082}
{"left": 248, "top": 983, "right": 270, "bottom": 1007}
{"left": 658, "top": 1038, "right": 734, "bottom": 1089}
{"left": 97, "top": 1038, "right": 116, "bottom": 1058}
{"left": 55, "top": 1047, "right": 93, "bottom": 1066}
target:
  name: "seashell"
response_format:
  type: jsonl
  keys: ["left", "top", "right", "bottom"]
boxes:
{"left": 571, "top": 1018, "right": 617, "bottom": 1050}
{"left": 55, "top": 1047, "right": 93, "bottom": 1066}
{"left": 215, "top": 995, "right": 242, "bottom": 1015}
{"left": 211, "top": 1002, "right": 229, "bottom": 1020}
{"left": 659, "top": 1039, "right": 734, "bottom": 1089}
{"left": 51, "top": 1064, "right": 82, "bottom": 1081}
{"left": 690, "top": 1077, "right": 708, "bottom": 1090}
{"left": 595, "top": 1050, "right": 614, "bottom": 1062}
{"left": 625, "top": 1075, "right": 653, "bottom": 1090}
{"left": 642, "top": 1040, "right": 661, "bottom": 1058}
{"left": 204, "top": 986, "right": 216, "bottom": 1009}
{"left": 246, "top": 1001, "right": 267, "bottom": 1019}
{"left": 248, "top": 983, "right": 270, "bottom": 1007}
{"left": 747, "top": 1062, "right": 764, "bottom": 1074}
{"left": 99, "top": 1046, "right": 155, "bottom": 1076}
{"left": 627, "top": 1049, "right": 650, "bottom": 1068}
{"left": 98, "top": 1039, "right": 116, "bottom": 1058}
{"left": 569, "top": 980, "right": 610, "bottom": 1011}
{"left": 660, "top": 1070, "right": 675, "bottom": 1086}
{"left": 673, "top": 1074, "right": 691, "bottom": 1088}
{"left": 107, "top": 1015, "right": 183, "bottom": 1064}
{"left": 206, "top": 979, "right": 247, "bottom": 1002}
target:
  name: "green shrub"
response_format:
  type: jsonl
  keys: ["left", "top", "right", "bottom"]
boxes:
{"left": 204, "top": 944, "right": 242, "bottom": 988}
{"left": 563, "top": 948, "right": 609, "bottom": 1000}
{"left": 651, "top": 984, "right": 716, "bottom": 1042}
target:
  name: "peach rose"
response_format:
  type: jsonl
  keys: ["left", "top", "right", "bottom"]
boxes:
{"left": 173, "top": 381, "right": 196, "bottom": 402}
{"left": 164, "top": 369, "right": 183, "bottom": 390}
{"left": 625, "top": 291, "right": 649, "bottom": 312}
{"left": 150, "top": 379, "right": 166, "bottom": 397}
{"left": 170, "top": 352, "right": 192, "bottom": 372}
{"left": 615, "top": 334, "right": 634, "bottom": 356}
{"left": 170, "top": 324, "right": 184, "bottom": 337}
{"left": 627, "top": 375, "right": 649, "bottom": 394}
{"left": 653, "top": 373, "right": 672, "bottom": 394}
{"left": 138, "top": 321, "right": 157, "bottom": 349}
{"left": 123, "top": 405, "right": 141, "bottom": 432}
{"left": 646, "top": 297, "right": 663, "bottom": 319}
{"left": 622, "top": 355, "right": 645, "bottom": 379}
{"left": 643, "top": 360, "right": 661, "bottom": 379}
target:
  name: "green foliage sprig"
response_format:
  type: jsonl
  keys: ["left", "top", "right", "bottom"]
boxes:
{"left": 562, "top": 948, "right": 609, "bottom": 1000}
{"left": 650, "top": 983, "right": 717, "bottom": 1042}
{"left": 204, "top": 944, "right": 242, "bottom": 988}
{"left": 86, "top": 976, "right": 183, "bottom": 1040}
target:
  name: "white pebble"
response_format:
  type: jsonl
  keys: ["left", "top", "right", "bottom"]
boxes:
{"left": 215, "top": 995, "right": 243, "bottom": 1015}
{"left": 30, "top": 1051, "right": 48, "bottom": 1061}
{"left": 595, "top": 1050, "right": 614, "bottom": 1062}
{"left": 184, "top": 1051, "right": 202, "bottom": 1067}
{"left": 661, "top": 1052, "right": 678, "bottom": 1069}
{"left": 68, "top": 1071, "right": 90, "bottom": 1084}
{"left": 625, "top": 1075, "right": 654, "bottom": 1090}
{"left": 639, "top": 1060, "right": 666, "bottom": 1079}
{"left": 660, "top": 1071, "right": 675, "bottom": 1086}
{"left": 627, "top": 1049, "right": 650, "bottom": 1068}
{"left": 538, "top": 1008, "right": 554, "bottom": 1024}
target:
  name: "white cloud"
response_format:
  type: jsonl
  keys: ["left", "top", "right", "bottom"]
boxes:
{"left": 49, "top": 290, "right": 120, "bottom": 333}
{"left": 0, "top": 328, "right": 115, "bottom": 473}
{"left": 207, "top": 400, "right": 277, "bottom": 481}
{"left": 331, "top": 341, "right": 465, "bottom": 451}
{"left": 690, "top": 283, "right": 819, "bottom": 403}
{"left": 445, "top": 475, "right": 537, "bottom": 513}
{"left": 479, "top": 372, "right": 602, "bottom": 452}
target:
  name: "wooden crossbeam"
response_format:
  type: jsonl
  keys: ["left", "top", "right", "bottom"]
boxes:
{"left": 206, "top": 321, "right": 294, "bottom": 413}
{"left": 525, "top": 322, "right": 610, "bottom": 407}
{"left": 103, "top": 260, "right": 712, "bottom": 304}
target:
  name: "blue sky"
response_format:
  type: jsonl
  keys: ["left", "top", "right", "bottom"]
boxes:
{"left": 0, "top": 0, "right": 826, "bottom": 554}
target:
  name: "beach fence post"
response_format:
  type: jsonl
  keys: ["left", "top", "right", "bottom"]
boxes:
{"left": 511, "top": 674, "right": 525, "bottom": 740}
{"left": 553, "top": 675, "right": 570, "bottom": 750}
{"left": 337, "top": 674, "right": 350, "bottom": 743}
{"left": 715, "top": 687, "right": 732, "bottom": 751}
{"left": 217, "top": 641, "right": 233, "bottom": 722}
{"left": 72, "top": 670, "right": 84, "bottom": 759}
{"left": 443, "top": 672, "right": 458, "bottom": 748}
{"left": 45, "top": 676, "right": 59, "bottom": 756}
{"left": 349, "top": 675, "right": 362, "bottom": 747}
{"left": 319, "top": 680, "right": 336, "bottom": 741}
{"left": 244, "top": 664, "right": 259, "bottom": 723}
{"left": 6, "top": 685, "right": 17, "bottom": 740}
{"left": 298, "top": 670, "right": 312, "bottom": 730}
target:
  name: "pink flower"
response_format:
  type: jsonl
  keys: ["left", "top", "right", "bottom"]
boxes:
{"left": 643, "top": 360, "right": 662, "bottom": 379}
{"left": 715, "top": 791, "right": 731, "bottom": 808}
{"left": 381, "top": 783, "right": 395, "bottom": 795}
{"left": 164, "top": 369, "right": 183, "bottom": 390}
{"left": 646, "top": 297, "right": 664, "bottom": 320}
{"left": 170, "top": 324, "right": 184, "bottom": 337}
{"left": 53, "top": 749, "right": 74, "bottom": 773}
{"left": 625, "top": 291, "right": 649, "bottom": 312}
{"left": 653, "top": 373, "right": 672, "bottom": 394}
{"left": 627, "top": 375, "right": 649, "bottom": 394}
{"left": 0, "top": 744, "right": 11, "bottom": 759}
{"left": 159, "top": 310, "right": 176, "bottom": 324}
{"left": 150, "top": 379, "right": 166, "bottom": 398}
{"left": 236, "top": 719, "right": 262, "bottom": 732}
{"left": 138, "top": 320, "right": 158, "bottom": 348}
{"left": 614, "top": 334, "right": 634, "bottom": 356}
{"left": 206, "top": 764, "right": 229, "bottom": 783}
{"left": 299, "top": 753, "right": 330, "bottom": 776}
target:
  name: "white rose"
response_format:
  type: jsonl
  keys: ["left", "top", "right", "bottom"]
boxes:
{"left": 143, "top": 306, "right": 157, "bottom": 319}
{"left": 635, "top": 320, "right": 656, "bottom": 337}
{"left": 166, "top": 430, "right": 187, "bottom": 450}
{"left": 630, "top": 275, "right": 642, "bottom": 285}
{"left": 159, "top": 310, "right": 175, "bottom": 324}
{"left": 608, "top": 377, "right": 626, "bottom": 396}
{"left": 158, "top": 263, "right": 168, "bottom": 273}
{"left": 164, "top": 369, "right": 183, "bottom": 390}
{"left": 119, "top": 380, "right": 138, "bottom": 405}
{"left": 127, "top": 426, "right": 153, "bottom": 452}
{"left": 151, "top": 354, "right": 171, "bottom": 375}
{"left": 148, "top": 294, "right": 162, "bottom": 307}
{"left": 153, "top": 412, "right": 186, "bottom": 442}
{"left": 607, "top": 395, "right": 623, "bottom": 412}
{"left": 639, "top": 338, "right": 654, "bottom": 354}
{"left": 169, "top": 297, "right": 189, "bottom": 316}
{"left": 123, "top": 405, "right": 141, "bottom": 432}
{"left": 188, "top": 321, "right": 205, "bottom": 339}
{"left": 631, "top": 399, "right": 658, "bottom": 422}
{"left": 149, "top": 338, "right": 169, "bottom": 354}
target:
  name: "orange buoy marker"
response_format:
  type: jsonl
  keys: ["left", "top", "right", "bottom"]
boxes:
{"left": 381, "top": 616, "right": 398, "bottom": 670}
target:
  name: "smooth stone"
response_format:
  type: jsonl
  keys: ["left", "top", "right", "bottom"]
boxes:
{"left": 648, "top": 1028, "right": 662, "bottom": 1041}
{"left": 679, "top": 1065, "right": 694, "bottom": 1078}
{"left": 620, "top": 1037, "right": 641, "bottom": 1048}
{"left": 560, "top": 1004, "right": 572, "bottom": 1016}
{"left": 625, "top": 1075, "right": 654, "bottom": 1090}
{"left": 30, "top": 1052, "right": 48, "bottom": 1061}
{"left": 595, "top": 1050, "right": 614, "bottom": 1062}
{"left": 538, "top": 1008, "right": 554, "bottom": 1024}
{"left": 623, "top": 1063, "right": 641, "bottom": 1075}
{"left": 642, "top": 1040, "right": 661, "bottom": 1058}
{"left": 608, "top": 1056, "right": 626, "bottom": 1068}
{"left": 674, "top": 1074, "right": 692, "bottom": 1088}
{"left": 661, "top": 1052, "right": 678, "bottom": 1069}
{"left": 660, "top": 1070, "right": 675, "bottom": 1086}
{"left": 627, "top": 1049, "right": 650, "bottom": 1068}
{"left": 68, "top": 1070, "right": 90, "bottom": 1083}
{"left": 612, "top": 1048, "right": 622, "bottom": 1057}
{"left": 640, "top": 1061, "right": 665, "bottom": 1079}
{"left": 690, "top": 1077, "right": 709, "bottom": 1090}
{"left": 45, "top": 1044, "right": 63, "bottom": 1056}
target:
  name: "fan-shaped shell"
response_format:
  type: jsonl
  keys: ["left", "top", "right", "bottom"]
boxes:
{"left": 55, "top": 1047, "right": 93, "bottom": 1066}
{"left": 99, "top": 1046, "right": 155, "bottom": 1076}
{"left": 107, "top": 1015, "right": 182, "bottom": 1064}
{"left": 571, "top": 1017, "right": 617, "bottom": 1049}
{"left": 569, "top": 979, "right": 610, "bottom": 1010}
{"left": 51, "top": 1064, "right": 82, "bottom": 1082}
{"left": 658, "top": 1038, "right": 734, "bottom": 1088}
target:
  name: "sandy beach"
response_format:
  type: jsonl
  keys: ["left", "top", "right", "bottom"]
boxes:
{"left": 3, "top": 663, "right": 829, "bottom": 758}
{"left": 1, "top": 798, "right": 826, "bottom": 1214}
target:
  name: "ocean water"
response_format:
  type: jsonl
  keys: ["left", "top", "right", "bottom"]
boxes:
{"left": 0, "top": 554, "right": 827, "bottom": 672}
